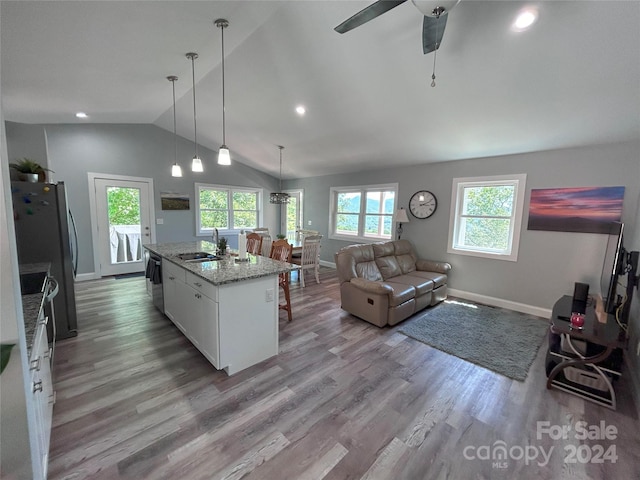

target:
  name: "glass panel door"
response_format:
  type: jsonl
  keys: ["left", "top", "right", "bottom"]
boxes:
{"left": 95, "top": 178, "right": 152, "bottom": 276}
{"left": 282, "top": 190, "right": 303, "bottom": 242}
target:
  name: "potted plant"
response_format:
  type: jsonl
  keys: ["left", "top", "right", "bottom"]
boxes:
{"left": 217, "top": 236, "right": 228, "bottom": 256}
{"left": 0, "top": 344, "right": 15, "bottom": 375}
{"left": 9, "top": 158, "right": 53, "bottom": 182}
{"left": 276, "top": 234, "right": 287, "bottom": 240}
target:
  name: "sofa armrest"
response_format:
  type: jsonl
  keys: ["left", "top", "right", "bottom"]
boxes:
{"left": 416, "top": 259, "right": 451, "bottom": 274}
{"left": 350, "top": 277, "right": 393, "bottom": 295}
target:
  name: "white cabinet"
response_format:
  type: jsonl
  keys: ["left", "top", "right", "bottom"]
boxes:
{"left": 160, "top": 260, "right": 278, "bottom": 375}
{"left": 185, "top": 282, "right": 219, "bottom": 368}
{"left": 162, "top": 261, "right": 185, "bottom": 331}
{"left": 29, "top": 315, "right": 53, "bottom": 479}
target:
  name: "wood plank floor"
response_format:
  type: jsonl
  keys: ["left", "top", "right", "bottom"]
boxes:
{"left": 48, "top": 268, "right": 640, "bottom": 479}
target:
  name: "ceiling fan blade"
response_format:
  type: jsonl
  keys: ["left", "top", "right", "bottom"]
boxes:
{"left": 422, "top": 14, "right": 448, "bottom": 54}
{"left": 335, "top": 0, "right": 408, "bottom": 34}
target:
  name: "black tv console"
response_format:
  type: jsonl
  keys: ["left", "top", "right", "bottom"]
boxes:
{"left": 545, "top": 295, "right": 627, "bottom": 409}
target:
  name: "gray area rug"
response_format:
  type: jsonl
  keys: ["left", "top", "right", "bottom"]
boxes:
{"left": 398, "top": 300, "right": 549, "bottom": 381}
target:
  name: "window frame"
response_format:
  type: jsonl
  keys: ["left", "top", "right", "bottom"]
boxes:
{"left": 195, "top": 183, "right": 263, "bottom": 236}
{"left": 447, "top": 174, "right": 527, "bottom": 261}
{"left": 329, "top": 183, "right": 398, "bottom": 242}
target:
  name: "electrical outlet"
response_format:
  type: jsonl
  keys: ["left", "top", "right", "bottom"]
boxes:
{"left": 307, "top": 220, "right": 312, "bottom": 226}
{"left": 265, "top": 288, "right": 274, "bottom": 302}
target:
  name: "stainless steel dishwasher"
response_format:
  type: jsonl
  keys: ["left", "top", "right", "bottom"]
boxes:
{"left": 145, "top": 251, "right": 164, "bottom": 313}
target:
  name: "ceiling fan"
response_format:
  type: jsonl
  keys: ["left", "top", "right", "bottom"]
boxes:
{"left": 334, "top": 0, "right": 461, "bottom": 54}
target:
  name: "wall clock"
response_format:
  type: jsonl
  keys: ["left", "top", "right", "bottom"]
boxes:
{"left": 409, "top": 191, "right": 437, "bottom": 219}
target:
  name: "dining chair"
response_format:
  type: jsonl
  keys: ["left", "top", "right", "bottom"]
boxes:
{"left": 290, "top": 234, "right": 322, "bottom": 288}
{"left": 245, "top": 232, "right": 263, "bottom": 255}
{"left": 260, "top": 234, "right": 273, "bottom": 257}
{"left": 295, "top": 228, "right": 319, "bottom": 243}
{"left": 269, "top": 239, "right": 293, "bottom": 322}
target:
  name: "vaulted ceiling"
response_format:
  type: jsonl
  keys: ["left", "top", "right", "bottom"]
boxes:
{"left": 2, "top": 1, "right": 639, "bottom": 179}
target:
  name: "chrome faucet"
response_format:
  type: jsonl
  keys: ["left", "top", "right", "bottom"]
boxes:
{"left": 212, "top": 228, "right": 219, "bottom": 250}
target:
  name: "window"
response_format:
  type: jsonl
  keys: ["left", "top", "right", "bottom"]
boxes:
{"left": 195, "top": 183, "right": 263, "bottom": 235}
{"left": 448, "top": 174, "right": 527, "bottom": 261}
{"left": 330, "top": 184, "right": 397, "bottom": 242}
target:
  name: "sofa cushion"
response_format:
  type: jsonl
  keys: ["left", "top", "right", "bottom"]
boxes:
{"left": 405, "top": 271, "right": 447, "bottom": 289}
{"left": 388, "top": 274, "right": 434, "bottom": 296}
{"left": 381, "top": 281, "right": 416, "bottom": 306}
{"left": 355, "top": 261, "right": 383, "bottom": 282}
{"left": 375, "top": 255, "right": 402, "bottom": 280}
{"left": 393, "top": 240, "right": 418, "bottom": 274}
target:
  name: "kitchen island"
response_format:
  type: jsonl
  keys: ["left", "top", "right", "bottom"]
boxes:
{"left": 144, "top": 241, "right": 297, "bottom": 375}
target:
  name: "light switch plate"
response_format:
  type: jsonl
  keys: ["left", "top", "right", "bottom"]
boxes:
{"left": 156, "top": 218, "right": 164, "bottom": 225}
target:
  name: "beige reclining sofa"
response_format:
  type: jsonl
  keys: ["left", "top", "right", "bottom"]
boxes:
{"left": 335, "top": 239, "right": 451, "bottom": 327}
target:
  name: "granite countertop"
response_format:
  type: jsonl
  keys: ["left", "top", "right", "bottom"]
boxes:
{"left": 19, "top": 263, "right": 50, "bottom": 356}
{"left": 144, "top": 241, "right": 299, "bottom": 286}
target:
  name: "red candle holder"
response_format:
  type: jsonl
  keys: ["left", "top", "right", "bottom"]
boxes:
{"left": 570, "top": 312, "right": 585, "bottom": 330}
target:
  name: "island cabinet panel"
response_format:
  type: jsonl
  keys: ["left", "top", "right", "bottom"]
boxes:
{"left": 162, "top": 263, "right": 184, "bottom": 331}
{"left": 147, "top": 242, "right": 293, "bottom": 375}
{"left": 218, "top": 275, "right": 278, "bottom": 375}
{"left": 190, "top": 289, "right": 220, "bottom": 368}
{"left": 161, "top": 264, "right": 278, "bottom": 375}
{"left": 183, "top": 276, "right": 220, "bottom": 368}
{"left": 185, "top": 270, "right": 218, "bottom": 302}
{"left": 175, "top": 280, "right": 195, "bottom": 338}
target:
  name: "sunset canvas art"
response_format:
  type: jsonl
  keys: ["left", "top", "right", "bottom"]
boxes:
{"left": 528, "top": 186, "right": 625, "bottom": 234}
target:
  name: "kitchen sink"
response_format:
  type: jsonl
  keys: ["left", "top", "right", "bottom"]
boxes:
{"left": 177, "top": 252, "right": 221, "bottom": 263}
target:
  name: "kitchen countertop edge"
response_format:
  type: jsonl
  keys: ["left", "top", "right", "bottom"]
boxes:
{"left": 144, "top": 241, "right": 299, "bottom": 286}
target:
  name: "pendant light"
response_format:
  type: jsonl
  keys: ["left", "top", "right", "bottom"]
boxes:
{"left": 186, "top": 52, "right": 203, "bottom": 172}
{"left": 270, "top": 145, "right": 290, "bottom": 204}
{"left": 215, "top": 19, "right": 231, "bottom": 166}
{"left": 167, "top": 75, "right": 182, "bottom": 177}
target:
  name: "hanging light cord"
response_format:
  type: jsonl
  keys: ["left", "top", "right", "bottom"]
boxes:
{"left": 190, "top": 54, "right": 198, "bottom": 156}
{"left": 221, "top": 22, "right": 226, "bottom": 146}
{"left": 278, "top": 146, "right": 284, "bottom": 191}
{"left": 431, "top": 9, "right": 442, "bottom": 88}
{"left": 171, "top": 77, "right": 177, "bottom": 162}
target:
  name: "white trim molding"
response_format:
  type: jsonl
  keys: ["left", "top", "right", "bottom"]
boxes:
{"left": 448, "top": 288, "right": 552, "bottom": 319}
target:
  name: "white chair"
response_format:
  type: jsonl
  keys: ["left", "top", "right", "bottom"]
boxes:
{"left": 295, "top": 228, "right": 319, "bottom": 242}
{"left": 252, "top": 227, "right": 270, "bottom": 235}
{"left": 290, "top": 235, "right": 322, "bottom": 288}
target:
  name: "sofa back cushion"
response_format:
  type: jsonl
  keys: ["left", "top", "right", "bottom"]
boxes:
{"left": 373, "top": 242, "right": 402, "bottom": 280}
{"left": 335, "top": 243, "right": 382, "bottom": 283}
{"left": 394, "top": 239, "right": 417, "bottom": 274}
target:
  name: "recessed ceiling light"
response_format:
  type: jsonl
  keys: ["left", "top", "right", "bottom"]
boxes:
{"left": 75, "top": 112, "right": 88, "bottom": 119}
{"left": 512, "top": 8, "right": 538, "bottom": 32}
{"left": 295, "top": 105, "right": 306, "bottom": 116}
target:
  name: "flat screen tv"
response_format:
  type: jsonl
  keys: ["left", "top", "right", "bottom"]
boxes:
{"left": 600, "top": 222, "right": 625, "bottom": 314}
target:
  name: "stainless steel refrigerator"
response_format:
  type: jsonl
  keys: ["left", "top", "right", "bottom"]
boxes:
{"left": 11, "top": 181, "right": 78, "bottom": 339}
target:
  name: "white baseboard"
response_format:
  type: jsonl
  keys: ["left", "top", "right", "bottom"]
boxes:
{"left": 320, "top": 260, "right": 336, "bottom": 269}
{"left": 75, "top": 272, "right": 100, "bottom": 282}
{"left": 448, "top": 288, "right": 552, "bottom": 319}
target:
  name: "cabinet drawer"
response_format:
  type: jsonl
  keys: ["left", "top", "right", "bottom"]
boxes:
{"left": 163, "top": 260, "right": 186, "bottom": 283}
{"left": 185, "top": 271, "right": 218, "bottom": 301}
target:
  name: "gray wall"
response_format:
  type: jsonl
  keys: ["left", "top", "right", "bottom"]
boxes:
{"left": 626, "top": 192, "right": 640, "bottom": 409}
{"left": 5, "top": 121, "right": 49, "bottom": 178}
{"left": 6, "top": 119, "right": 638, "bottom": 315}
{"left": 287, "top": 140, "right": 640, "bottom": 313}
{"left": 6, "top": 122, "right": 281, "bottom": 275}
